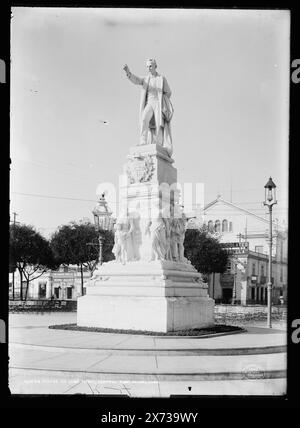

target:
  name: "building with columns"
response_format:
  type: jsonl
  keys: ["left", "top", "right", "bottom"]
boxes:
{"left": 186, "top": 196, "right": 288, "bottom": 305}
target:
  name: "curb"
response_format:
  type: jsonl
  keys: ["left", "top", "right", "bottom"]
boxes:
{"left": 48, "top": 325, "right": 247, "bottom": 339}
{"left": 9, "top": 342, "right": 287, "bottom": 356}
{"left": 9, "top": 366, "right": 286, "bottom": 381}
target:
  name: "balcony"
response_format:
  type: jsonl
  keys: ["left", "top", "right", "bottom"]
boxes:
{"left": 260, "top": 276, "right": 266, "bottom": 284}
{"left": 258, "top": 276, "right": 274, "bottom": 285}
{"left": 220, "top": 273, "right": 234, "bottom": 287}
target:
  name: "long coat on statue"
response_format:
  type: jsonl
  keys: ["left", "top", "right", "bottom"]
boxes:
{"left": 128, "top": 72, "right": 174, "bottom": 156}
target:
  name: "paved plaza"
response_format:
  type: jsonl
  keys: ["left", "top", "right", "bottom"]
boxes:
{"left": 8, "top": 312, "right": 287, "bottom": 397}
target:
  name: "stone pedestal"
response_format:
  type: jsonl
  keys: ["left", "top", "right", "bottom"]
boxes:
{"left": 77, "top": 143, "right": 215, "bottom": 332}
{"left": 77, "top": 260, "right": 214, "bottom": 332}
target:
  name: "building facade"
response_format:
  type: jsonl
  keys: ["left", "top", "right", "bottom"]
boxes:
{"left": 186, "top": 196, "right": 288, "bottom": 305}
{"left": 9, "top": 265, "right": 91, "bottom": 301}
{"left": 9, "top": 194, "right": 116, "bottom": 302}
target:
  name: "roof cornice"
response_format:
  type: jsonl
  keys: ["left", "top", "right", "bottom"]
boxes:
{"left": 204, "top": 197, "right": 275, "bottom": 225}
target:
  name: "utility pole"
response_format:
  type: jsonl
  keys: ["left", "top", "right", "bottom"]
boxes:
{"left": 10, "top": 212, "right": 19, "bottom": 301}
{"left": 231, "top": 256, "right": 237, "bottom": 305}
{"left": 237, "top": 233, "right": 242, "bottom": 246}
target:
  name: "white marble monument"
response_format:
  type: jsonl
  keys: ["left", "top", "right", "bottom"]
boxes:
{"left": 77, "top": 60, "right": 214, "bottom": 332}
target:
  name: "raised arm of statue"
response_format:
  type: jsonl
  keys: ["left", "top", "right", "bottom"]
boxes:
{"left": 123, "top": 64, "right": 144, "bottom": 86}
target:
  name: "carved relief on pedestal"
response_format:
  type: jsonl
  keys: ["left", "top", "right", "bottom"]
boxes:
{"left": 125, "top": 154, "right": 155, "bottom": 184}
{"left": 143, "top": 210, "right": 189, "bottom": 264}
{"left": 112, "top": 210, "right": 142, "bottom": 265}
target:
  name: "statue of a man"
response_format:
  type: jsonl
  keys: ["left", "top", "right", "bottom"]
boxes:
{"left": 123, "top": 59, "right": 174, "bottom": 156}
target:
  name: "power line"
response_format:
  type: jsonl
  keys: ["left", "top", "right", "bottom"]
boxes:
{"left": 11, "top": 157, "right": 97, "bottom": 185}
{"left": 11, "top": 191, "right": 288, "bottom": 214}
{"left": 12, "top": 192, "right": 97, "bottom": 203}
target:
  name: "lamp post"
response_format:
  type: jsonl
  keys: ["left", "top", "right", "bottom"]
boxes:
{"left": 91, "top": 192, "right": 114, "bottom": 267}
{"left": 98, "top": 234, "right": 104, "bottom": 266}
{"left": 263, "top": 177, "right": 277, "bottom": 328}
{"left": 231, "top": 257, "right": 237, "bottom": 305}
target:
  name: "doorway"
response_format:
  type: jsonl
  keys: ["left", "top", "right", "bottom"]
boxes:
{"left": 222, "top": 288, "right": 233, "bottom": 304}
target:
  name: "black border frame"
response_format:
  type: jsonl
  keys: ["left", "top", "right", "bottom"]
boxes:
{"left": 1, "top": 0, "right": 299, "bottom": 414}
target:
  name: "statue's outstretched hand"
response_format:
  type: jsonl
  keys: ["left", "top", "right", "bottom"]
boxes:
{"left": 123, "top": 64, "right": 130, "bottom": 74}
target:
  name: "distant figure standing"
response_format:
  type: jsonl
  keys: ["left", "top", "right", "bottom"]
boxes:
{"left": 123, "top": 59, "right": 174, "bottom": 156}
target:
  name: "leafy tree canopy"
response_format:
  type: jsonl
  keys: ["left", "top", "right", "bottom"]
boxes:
{"left": 10, "top": 223, "right": 57, "bottom": 270}
{"left": 184, "top": 226, "right": 228, "bottom": 275}
{"left": 50, "top": 220, "right": 114, "bottom": 268}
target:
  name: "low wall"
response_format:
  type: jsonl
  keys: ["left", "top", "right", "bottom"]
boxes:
{"left": 8, "top": 300, "right": 287, "bottom": 323}
{"left": 214, "top": 304, "right": 287, "bottom": 324}
{"left": 9, "top": 300, "right": 77, "bottom": 312}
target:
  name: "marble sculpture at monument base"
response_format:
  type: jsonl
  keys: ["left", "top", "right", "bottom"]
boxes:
{"left": 77, "top": 260, "right": 214, "bottom": 332}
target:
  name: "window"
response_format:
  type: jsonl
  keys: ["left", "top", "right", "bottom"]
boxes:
{"left": 215, "top": 220, "right": 221, "bottom": 233}
{"left": 261, "top": 265, "right": 264, "bottom": 276}
{"left": 38, "top": 282, "right": 47, "bottom": 299}
{"left": 54, "top": 287, "right": 60, "bottom": 299}
{"left": 264, "top": 288, "right": 267, "bottom": 301}
{"left": 280, "top": 268, "right": 283, "bottom": 282}
{"left": 225, "top": 260, "right": 233, "bottom": 273}
{"left": 222, "top": 219, "right": 228, "bottom": 232}
{"left": 229, "top": 222, "right": 233, "bottom": 232}
{"left": 208, "top": 220, "right": 214, "bottom": 232}
{"left": 258, "top": 288, "right": 262, "bottom": 301}
{"left": 251, "top": 287, "right": 255, "bottom": 300}
{"left": 67, "top": 287, "right": 73, "bottom": 299}
{"left": 252, "top": 263, "right": 256, "bottom": 276}
{"left": 255, "top": 246, "right": 264, "bottom": 253}
{"left": 63, "top": 266, "right": 68, "bottom": 273}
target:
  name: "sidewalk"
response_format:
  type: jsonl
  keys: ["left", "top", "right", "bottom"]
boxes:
{"left": 8, "top": 313, "right": 287, "bottom": 396}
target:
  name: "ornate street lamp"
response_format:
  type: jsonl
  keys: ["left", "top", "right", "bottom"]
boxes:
{"left": 263, "top": 177, "right": 277, "bottom": 328}
{"left": 91, "top": 193, "right": 114, "bottom": 266}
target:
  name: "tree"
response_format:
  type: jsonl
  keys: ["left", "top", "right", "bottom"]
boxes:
{"left": 9, "top": 224, "right": 58, "bottom": 300}
{"left": 50, "top": 220, "right": 114, "bottom": 295}
{"left": 184, "top": 226, "right": 228, "bottom": 280}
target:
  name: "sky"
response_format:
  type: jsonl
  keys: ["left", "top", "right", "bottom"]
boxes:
{"left": 10, "top": 7, "right": 290, "bottom": 237}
